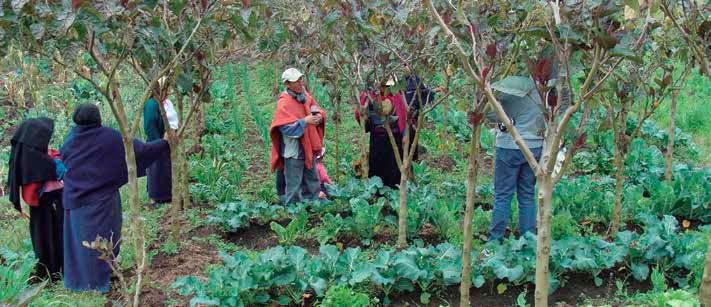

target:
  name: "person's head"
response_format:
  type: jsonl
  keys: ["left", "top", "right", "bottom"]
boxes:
{"left": 281, "top": 68, "right": 304, "bottom": 93}
{"left": 153, "top": 76, "right": 169, "bottom": 100}
{"left": 12, "top": 117, "right": 54, "bottom": 151}
{"left": 72, "top": 103, "right": 102, "bottom": 127}
{"left": 380, "top": 75, "right": 397, "bottom": 95}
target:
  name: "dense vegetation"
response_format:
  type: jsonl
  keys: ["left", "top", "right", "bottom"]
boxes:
{"left": 1, "top": 1, "right": 710, "bottom": 306}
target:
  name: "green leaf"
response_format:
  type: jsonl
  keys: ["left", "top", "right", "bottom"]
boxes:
{"left": 594, "top": 276, "right": 603, "bottom": 287}
{"left": 420, "top": 292, "right": 431, "bottom": 304}
{"left": 273, "top": 270, "right": 296, "bottom": 286}
{"left": 30, "top": 23, "right": 45, "bottom": 40}
{"left": 393, "top": 253, "right": 422, "bottom": 281}
{"left": 497, "top": 283, "right": 508, "bottom": 294}
{"left": 240, "top": 8, "right": 252, "bottom": 23}
{"left": 609, "top": 46, "right": 642, "bottom": 64}
{"left": 631, "top": 263, "right": 650, "bottom": 281}
{"left": 254, "top": 293, "right": 270, "bottom": 303}
{"left": 190, "top": 296, "right": 219, "bottom": 306}
{"left": 287, "top": 246, "right": 308, "bottom": 271}
{"left": 309, "top": 277, "right": 327, "bottom": 296}
{"left": 624, "top": 0, "right": 639, "bottom": 12}
{"left": 11, "top": 0, "right": 30, "bottom": 14}
{"left": 169, "top": 0, "right": 186, "bottom": 15}
{"left": 473, "top": 275, "right": 485, "bottom": 288}
{"left": 15, "top": 279, "right": 48, "bottom": 306}
{"left": 395, "top": 7, "right": 408, "bottom": 24}
{"left": 351, "top": 263, "right": 375, "bottom": 285}
{"left": 491, "top": 76, "right": 536, "bottom": 97}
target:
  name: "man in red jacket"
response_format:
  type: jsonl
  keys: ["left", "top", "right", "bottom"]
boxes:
{"left": 269, "top": 68, "right": 326, "bottom": 204}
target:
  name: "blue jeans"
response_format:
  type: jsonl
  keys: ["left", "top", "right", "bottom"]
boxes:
{"left": 276, "top": 157, "right": 321, "bottom": 205}
{"left": 488, "top": 147, "right": 542, "bottom": 241}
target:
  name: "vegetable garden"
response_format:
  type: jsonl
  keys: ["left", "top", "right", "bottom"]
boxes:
{"left": 1, "top": 0, "right": 710, "bottom": 306}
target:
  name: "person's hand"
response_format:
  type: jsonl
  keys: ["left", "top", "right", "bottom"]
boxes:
{"left": 304, "top": 114, "right": 322, "bottom": 125}
{"left": 19, "top": 211, "right": 29, "bottom": 221}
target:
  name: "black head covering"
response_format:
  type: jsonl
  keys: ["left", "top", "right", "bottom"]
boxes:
{"left": 7, "top": 117, "right": 57, "bottom": 212}
{"left": 72, "top": 103, "right": 102, "bottom": 126}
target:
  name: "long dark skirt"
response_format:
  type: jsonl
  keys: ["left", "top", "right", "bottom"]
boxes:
{"left": 63, "top": 192, "right": 122, "bottom": 293}
{"left": 147, "top": 150, "right": 172, "bottom": 202}
{"left": 29, "top": 190, "right": 63, "bottom": 281}
{"left": 368, "top": 132, "right": 403, "bottom": 189}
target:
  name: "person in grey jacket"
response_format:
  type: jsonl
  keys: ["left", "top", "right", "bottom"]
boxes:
{"left": 486, "top": 76, "right": 545, "bottom": 241}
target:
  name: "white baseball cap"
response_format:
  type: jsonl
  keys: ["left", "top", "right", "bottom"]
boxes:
{"left": 281, "top": 68, "right": 304, "bottom": 83}
{"left": 384, "top": 75, "right": 397, "bottom": 86}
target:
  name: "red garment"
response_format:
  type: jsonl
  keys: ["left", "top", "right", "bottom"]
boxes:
{"left": 269, "top": 91, "right": 326, "bottom": 172}
{"left": 354, "top": 91, "right": 408, "bottom": 132}
{"left": 21, "top": 149, "right": 62, "bottom": 206}
{"left": 315, "top": 161, "right": 332, "bottom": 185}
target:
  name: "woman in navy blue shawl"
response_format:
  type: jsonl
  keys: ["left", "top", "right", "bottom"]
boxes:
{"left": 60, "top": 104, "right": 170, "bottom": 292}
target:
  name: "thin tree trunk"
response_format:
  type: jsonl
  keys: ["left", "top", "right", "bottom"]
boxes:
{"left": 334, "top": 94, "right": 341, "bottom": 181}
{"left": 610, "top": 151, "right": 625, "bottom": 235}
{"left": 169, "top": 140, "right": 181, "bottom": 242}
{"left": 181, "top": 147, "right": 191, "bottom": 209}
{"left": 534, "top": 176, "right": 554, "bottom": 307}
{"left": 665, "top": 92, "right": 677, "bottom": 182}
{"left": 700, "top": 232, "right": 711, "bottom": 306}
{"left": 608, "top": 101, "right": 628, "bottom": 235}
{"left": 459, "top": 125, "right": 481, "bottom": 307}
{"left": 358, "top": 100, "right": 369, "bottom": 180}
{"left": 397, "top": 160, "right": 409, "bottom": 248}
{"left": 118, "top": 133, "right": 147, "bottom": 307}
{"left": 442, "top": 69, "right": 450, "bottom": 134}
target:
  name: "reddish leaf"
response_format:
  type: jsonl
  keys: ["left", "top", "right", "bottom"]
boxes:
{"left": 482, "top": 67, "right": 490, "bottom": 79}
{"left": 574, "top": 132, "right": 587, "bottom": 148}
{"left": 547, "top": 91, "right": 557, "bottom": 110}
{"left": 120, "top": 0, "right": 129, "bottom": 8}
{"left": 417, "top": 24, "right": 423, "bottom": 33}
{"left": 468, "top": 111, "right": 483, "bottom": 126}
{"left": 486, "top": 43, "right": 497, "bottom": 58}
{"left": 241, "top": 0, "right": 250, "bottom": 9}
{"left": 201, "top": 0, "right": 208, "bottom": 10}
{"left": 71, "top": 0, "right": 82, "bottom": 10}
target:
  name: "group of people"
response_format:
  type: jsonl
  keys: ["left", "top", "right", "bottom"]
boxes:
{"left": 269, "top": 68, "right": 547, "bottom": 243}
{"left": 269, "top": 68, "right": 437, "bottom": 205}
{"left": 7, "top": 84, "right": 176, "bottom": 292}
{"left": 7, "top": 66, "right": 545, "bottom": 293}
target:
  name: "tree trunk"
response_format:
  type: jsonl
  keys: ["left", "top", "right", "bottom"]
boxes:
{"left": 181, "top": 147, "right": 192, "bottom": 209}
{"left": 609, "top": 144, "right": 625, "bottom": 235}
{"left": 334, "top": 93, "right": 341, "bottom": 181}
{"left": 608, "top": 102, "right": 627, "bottom": 235}
{"left": 358, "top": 104, "right": 369, "bottom": 180}
{"left": 533, "top": 176, "right": 554, "bottom": 307}
{"left": 700, "top": 233, "right": 711, "bottom": 306}
{"left": 169, "top": 139, "right": 181, "bottom": 242}
{"left": 459, "top": 125, "right": 481, "bottom": 307}
{"left": 397, "top": 159, "right": 409, "bottom": 248}
{"left": 665, "top": 92, "right": 677, "bottom": 182}
{"left": 442, "top": 69, "right": 450, "bottom": 134}
{"left": 118, "top": 134, "right": 147, "bottom": 307}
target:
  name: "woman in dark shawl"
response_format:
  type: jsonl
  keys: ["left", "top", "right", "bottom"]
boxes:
{"left": 61, "top": 103, "right": 170, "bottom": 292}
{"left": 143, "top": 87, "right": 174, "bottom": 205}
{"left": 7, "top": 117, "right": 65, "bottom": 282}
{"left": 354, "top": 79, "right": 408, "bottom": 189}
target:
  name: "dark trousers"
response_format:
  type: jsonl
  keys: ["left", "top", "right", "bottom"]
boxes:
{"left": 29, "top": 190, "right": 64, "bottom": 281}
{"left": 488, "top": 147, "right": 542, "bottom": 241}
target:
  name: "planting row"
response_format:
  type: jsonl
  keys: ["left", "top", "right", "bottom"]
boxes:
{"left": 173, "top": 214, "right": 708, "bottom": 306}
